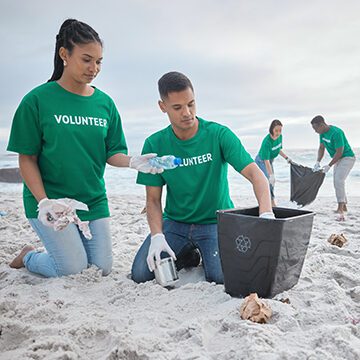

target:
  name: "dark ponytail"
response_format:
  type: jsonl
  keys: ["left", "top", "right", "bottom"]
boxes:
{"left": 269, "top": 119, "right": 282, "bottom": 135}
{"left": 48, "top": 19, "right": 103, "bottom": 82}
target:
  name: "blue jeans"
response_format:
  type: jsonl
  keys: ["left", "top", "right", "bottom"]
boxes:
{"left": 255, "top": 155, "right": 275, "bottom": 199}
{"left": 131, "top": 219, "right": 224, "bottom": 284}
{"left": 24, "top": 218, "right": 112, "bottom": 277}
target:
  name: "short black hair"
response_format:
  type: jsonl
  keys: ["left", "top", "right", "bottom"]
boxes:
{"left": 158, "top": 71, "right": 194, "bottom": 99}
{"left": 311, "top": 115, "right": 325, "bottom": 125}
{"left": 269, "top": 119, "right": 282, "bottom": 135}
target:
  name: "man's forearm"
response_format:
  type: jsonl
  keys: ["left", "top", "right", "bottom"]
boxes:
{"left": 329, "top": 150, "right": 343, "bottom": 167}
{"left": 146, "top": 200, "right": 163, "bottom": 235}
{"left": 317, "top": 147, "right": 325, "bottom": 162}
{"left": 253, "top": 177, "right": 273, "bottom": 214}
{"left": 242, "top": 163, "right": 272, "bottom": 214}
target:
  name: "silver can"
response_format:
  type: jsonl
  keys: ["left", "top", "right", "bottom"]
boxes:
{"left": 154, "top": 257, "right": 179, "bottom": 287}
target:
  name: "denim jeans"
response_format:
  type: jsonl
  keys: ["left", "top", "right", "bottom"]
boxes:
{"left": 131, "top": 219, "right": 224, "bottom": 284}
{"left": 24, "top": 218, "right": 112, "bottom": 277}
{"left": 255, "top": 155, "right": 275, "bottom": 199}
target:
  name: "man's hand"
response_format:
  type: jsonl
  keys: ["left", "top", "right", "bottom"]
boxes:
{"left": 286, "top": 157, "right": 292, "bottom": 164}
{"left": 313, "top": 161, "right": 321, "bottom": 172}
{"left": 259, "top": 211, "right": 275, "bottom": 219}
{"left": 129, "top": 153, "right": 164, "bottom": 174}
{"left": 147, "top": 233, "right": 176, "bottom": 272}
{"left": 268, "top": 174, "right": 275, "bottom": 187}
{"left": 321, "top": 164, "right": 331, "bottom": 173}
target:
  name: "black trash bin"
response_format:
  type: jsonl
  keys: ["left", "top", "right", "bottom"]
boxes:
{"left": 217, "top": 207, "right": 315, "bottom": 298}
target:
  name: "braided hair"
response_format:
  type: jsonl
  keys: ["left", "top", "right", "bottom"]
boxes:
{"left": 48, "top": 19, "right": 102, "bottom": 82}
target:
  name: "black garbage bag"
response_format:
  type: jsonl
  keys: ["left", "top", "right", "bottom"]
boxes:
{"left": 290, "top": 162, "right": 325, "bottom": 206}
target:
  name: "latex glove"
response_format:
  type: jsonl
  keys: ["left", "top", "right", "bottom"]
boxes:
{"left": 146, "top": 233, "right": 176, "bottom": 272}
{"left": 322, "top": 164, "right": 331, "bottom": 173}
{"left": 268, "top": 174, "right": 275, "bottom": 187}
{"left": 37, "top": 198, "right": 92, "bottom": 239}
{"left": 259, "top": 211, "right": 275, "bottom": 219}
{"left": 313, "top": 161, "right": 321, "bottom": 172}
{"left": 37, "top": 198, "right": 72, "bottom": 227}
{"left": 129, "top": 153, "right": 164, "bottom": 174}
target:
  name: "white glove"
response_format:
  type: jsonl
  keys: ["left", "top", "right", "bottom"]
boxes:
{"left": 286, "top": 157, "right": 292, "bottom": 164}
{"left": 321, "top": 164, "right": 331, "bottom": 173}
{"left": 146, "top": 233, "right": 176, "bottom": 272}
{"left": 313, "top": 161, "right": 321, "bottom": 172}
{"left": 259, "top": 212, "right": 275, "bottom": 219}
{"left": 38, "top": 198, "right": 71, "bottom": 227}
{"left": 129, "top": 153, "right": 164, "bottom": 174}
{"left": 268, "top": 174, "right": 275, "bottom": 187}
{"left": 37, "top": 198, "right": 92, "bottom": 239}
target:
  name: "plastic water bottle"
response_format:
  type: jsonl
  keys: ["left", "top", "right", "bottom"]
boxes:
{"left": 149, "top": 155, "right": 182, "bottom": 170}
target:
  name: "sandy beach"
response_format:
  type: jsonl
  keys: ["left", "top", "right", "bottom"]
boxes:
{"left": 0, "top": 192, "right": 359, "bottom": 360}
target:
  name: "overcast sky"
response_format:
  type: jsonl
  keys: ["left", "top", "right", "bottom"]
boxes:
{"left": 1, "top": 0, "right": 360, "bottom": 154}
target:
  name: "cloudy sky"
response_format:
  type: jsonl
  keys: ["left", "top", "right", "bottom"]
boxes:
{"left": 1, "top": 0, "right": 360, "bottom": 154}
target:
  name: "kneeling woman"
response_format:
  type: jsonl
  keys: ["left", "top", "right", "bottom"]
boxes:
{"left": 7, "top": 19, "right": 160, "bottom": 277}
{"left": 255, "top": 120, "right": 291, "bottom": 207}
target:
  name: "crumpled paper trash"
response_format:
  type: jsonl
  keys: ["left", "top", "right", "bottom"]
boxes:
{"left": 47, "top": 198, "right": 92, "bottom": 240}
{"left": 240, "top": 293, "right": 272, "bottom": 323}
{"left": 327, "top": 233, "right": 347, "bottom": 248}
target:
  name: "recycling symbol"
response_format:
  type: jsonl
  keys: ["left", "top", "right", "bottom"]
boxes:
{"left": 235, "top": 235, "right": 251, "bottom": 253}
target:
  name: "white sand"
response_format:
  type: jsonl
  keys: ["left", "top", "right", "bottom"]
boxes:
{"left": 0, "top": 192, "right": 359, "bottom": 360}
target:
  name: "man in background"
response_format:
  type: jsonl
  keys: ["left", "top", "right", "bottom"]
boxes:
{"left": 311, "top": 115, "right": 356, "bottom": 221}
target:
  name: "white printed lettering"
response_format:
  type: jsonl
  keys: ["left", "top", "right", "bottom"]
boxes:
{"left": 271, "top": 143, "right": 282, "bottom": 151}
{"left": 180, "top": 153, "right": 213, "bottom": 167}
{"left": 53, "top": 114, "right": 109, "bottom": 128}
{"left": 54, "top": 115, "right": 62, "bottom": 124}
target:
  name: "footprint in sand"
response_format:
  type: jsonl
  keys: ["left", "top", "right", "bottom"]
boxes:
{"left": 333, "top": 270, "right": 358, "bottom": 289}
{"left": 347, "top": 287, "right": 360, "bottom": 303}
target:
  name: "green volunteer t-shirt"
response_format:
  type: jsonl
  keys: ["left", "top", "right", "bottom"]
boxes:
{"left": 136, "top": 117, "right": 254, "bottom": 224}
{"left": 258, "top": 134, "right": 283, "bottom": 160}
{"left": 320, "top": 125, "right": 354, "bottom": 158}
{"left": 7, "top": 82, "right": 128, "bottom": 220}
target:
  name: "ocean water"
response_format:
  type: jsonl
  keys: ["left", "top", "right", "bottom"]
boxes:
{"left": 1, "top": 149, "right": 359, "bottom": 200}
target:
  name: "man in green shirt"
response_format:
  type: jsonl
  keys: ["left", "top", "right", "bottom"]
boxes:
{"left": 311, "top": 115, "right": 356, "bottom": 220}
{"left": 131, "top": 71, "right": 274, "bottom": 284}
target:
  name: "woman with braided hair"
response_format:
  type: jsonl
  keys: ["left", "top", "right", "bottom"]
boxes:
{"left": 7, "top": 19, "right": 161, "bottom": 277}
